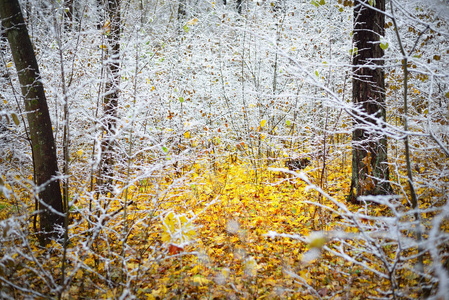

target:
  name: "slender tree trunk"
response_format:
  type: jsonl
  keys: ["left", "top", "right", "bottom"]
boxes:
{"left": 0, "top": 0, "right": 64, "bottom": 242}
{"left": 99, "top": 0, "right": 120, "bottom": 197}
{"left": 390, "top": 1, "right": 425, "bottom": 285}
{"left": 348, "top": 0, "right": 393, "bottom": 202}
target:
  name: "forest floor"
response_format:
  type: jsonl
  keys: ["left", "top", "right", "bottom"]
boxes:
{"left": 117, "top": 157, "right": 397, "bottom": 299}
{"left": 1, "top": 156, "right": 424, "bottom": 299}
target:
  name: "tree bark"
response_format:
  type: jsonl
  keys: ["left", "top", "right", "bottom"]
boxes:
{"left": 0, "top": 0, "right": 64, "bottom": 241}
{"left": 63, "top": 0, "right": 74, "bottom": 29}
{"left": 348, "top": 0, "right": 393, "bottom": 202}
{"left": 178, "top": 0, "right": 186, "bottom": 20}
{"left": 236, "top": 0, "right": 242, "bottom": 14}
{"left": 99, "top": 0, "right": 120, "bottom": 197}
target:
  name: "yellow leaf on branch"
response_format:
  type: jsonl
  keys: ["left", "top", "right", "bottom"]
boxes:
{"left": 187, "top": 18, "right": 198, "bottom": 25}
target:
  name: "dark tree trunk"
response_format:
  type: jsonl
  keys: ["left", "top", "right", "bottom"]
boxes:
{"left": 236, "top": 0, "right": 242, "bottom": 14}
{"left": 0, "top": 0, "right": 64, "bottom": 241}
{"left": 178, "top": 0, "right": 186, "bottom": 20}
{"left": 348, "top": 0, "right": 393, "bottom": 202}
{"left": 63, "top": 0, "right": 74, "bottom": 29}
{"left": 99, "top": 0, "right": 120, "bottom": 197}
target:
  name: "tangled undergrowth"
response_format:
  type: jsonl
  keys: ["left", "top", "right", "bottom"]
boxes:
{"left": 0, "top": 154, "right": 445, "bottom": 299}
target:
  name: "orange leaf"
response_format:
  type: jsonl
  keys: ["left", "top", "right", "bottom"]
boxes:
{"left": 168, "top": 244, "right": 183, "bottom": 255}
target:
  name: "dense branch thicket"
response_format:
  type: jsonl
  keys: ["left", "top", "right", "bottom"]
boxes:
{"left": 0, "top": 0, "right": 448, "bottom": 298}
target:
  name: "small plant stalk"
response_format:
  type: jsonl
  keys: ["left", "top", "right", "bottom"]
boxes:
{"left": 390, "top": 0, "right": 424, "bottom": 276}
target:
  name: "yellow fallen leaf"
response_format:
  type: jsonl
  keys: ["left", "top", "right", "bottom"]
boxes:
{"left": 190, "top": 265, "right": 200, "bottom": 275}
{"left": 161, "top": 211, "right": 196, "bottom": 246}
{"left": 144, "top": 294, "right": 156, "bottom": 300}
{"left": 192, "top": 275, "right": 210, "bottom": 286}
{"left": 244, "top": 256, "right": 258, "bottom": 277}
{"left": 152, "top": 286, "right": 167, "bottom": 298}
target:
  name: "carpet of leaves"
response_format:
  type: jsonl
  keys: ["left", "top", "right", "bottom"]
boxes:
{"left": 129, "top": 158, "right": 392, "bottom": 299}
{"left": 0, "top": 156, "right": 428, "bottom": 299}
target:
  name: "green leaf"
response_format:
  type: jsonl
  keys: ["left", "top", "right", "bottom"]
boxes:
{"left": 11, "top": 113, "right": 20, "bottom": 126}
{"left": 311, "top": 0, "right": 324, "bottom": 7}
{"left": 286, "top": 120, "right": 291, "bottom": 126}
{"left": 380, "top": 42, "right": 389, "bottom": 50}
{"left": 315, "top": 70, "right": 319, "bottom": 77}
{"left": 179, "top": 97, "right": 184, "bottom": 103}
{"left": 309, "top": 237, "right": 327, "bottom": 249}
{"left": 183, "top": 25, "right": 189, "bottom": 33}
{"left": 368, "top": 0, "right": 375, "bottom": 5}
{"left": 349, "top": 47, "right": 358, "bottom": 56}
{"left": 162, "top": 146, "right": 168, "bottom": 153}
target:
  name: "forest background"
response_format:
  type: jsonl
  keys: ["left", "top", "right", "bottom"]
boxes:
{"left": 0, "top": 0, "right": 448, "bottom": 299}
